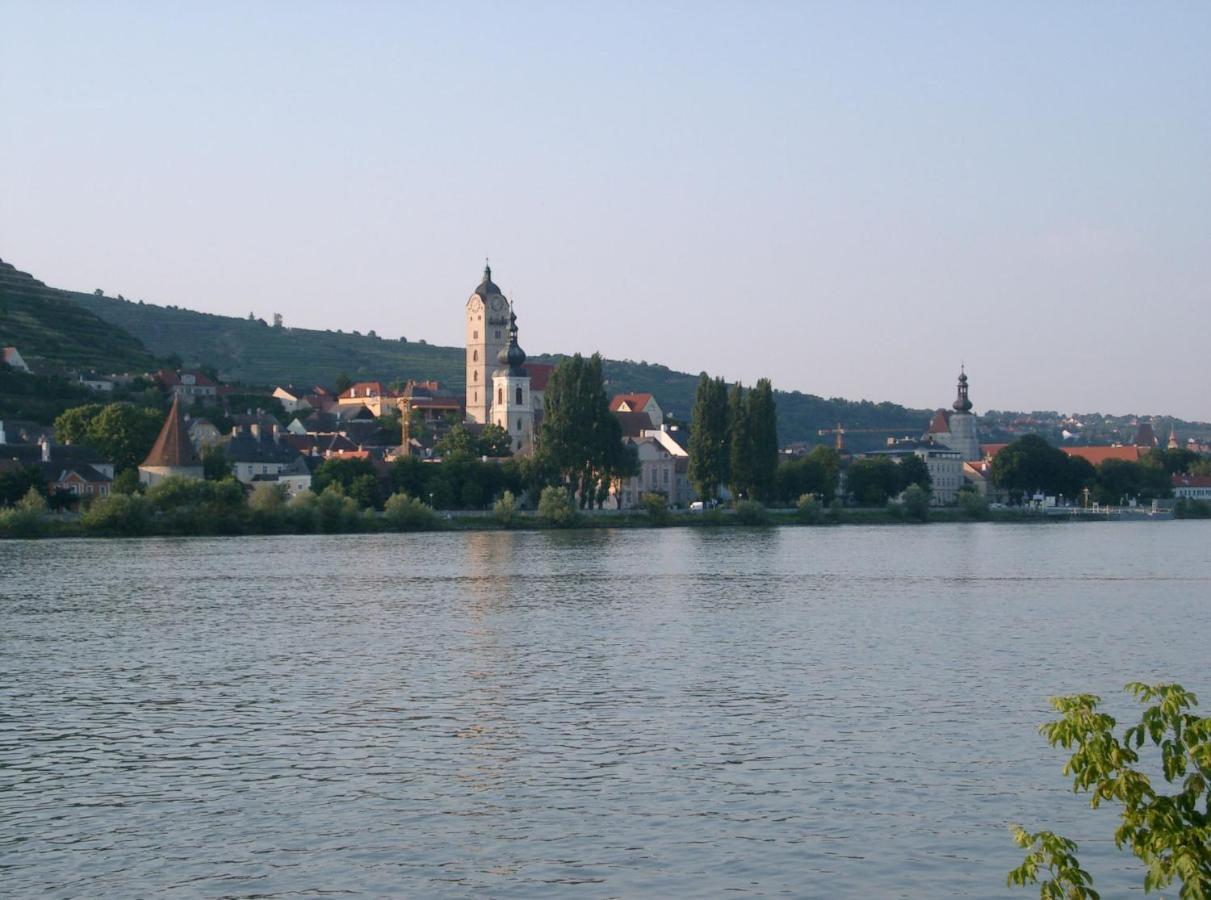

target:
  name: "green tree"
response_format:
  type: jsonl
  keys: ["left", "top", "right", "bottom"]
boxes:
{"left": 0, "top": 465, "right": 46, "bottom": 506}
{"left": 901, "top": 483, "right": 930, "bottom": 521}
{"left": 728, "top": 383, "right": 753, "bottom": 500}
{"left": 537, "top": 484, "right": 578, "bottom": 527}
{"left": 845, "top": 457, "right": 900, "bottom": 506}
{"left": 202, "top": 445, "right": 232, "bottom": 480}
{"left": 334, "top": 372, "right": 353, "bottom": 394}
{"left": 897, "top": 455, "right": 933, "bottom": 494}
{"left": 1093, "top": 460, "right": 1172, "bottom": 506}
{"left": 479, "top": 423, "right": 513, "bottom": 458}
{"left": 493, "top": 489, "right": 517, "bottom": 526}
{"left": 1009, "top": 683, "right": 1210, "bottom": 899}
{"left": 641, "top": 491, "right": 670, "bottom": 526}
{"left": 383, "top": 492, "right": 438, "bottom": 530}
{"left": 688, "top": 374, "right": 730, "bottom": 501}
{"left": 312, "top": 457, "right": 382, "bottom": 508}
{"left": 1146, "top": 447, "right": 1200, "bottom": 476}
{"left": 537, "top": 353, "right": 627, "bottom": 508}
{"left": 747, "top": 378, "right": 779, "bottom": 502}
{"left": 55, "top": 402, "right": 164, "bottom": 473}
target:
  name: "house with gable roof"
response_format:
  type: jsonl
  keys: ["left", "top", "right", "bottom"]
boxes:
{"left": 610, "top": 393, "right": 663, "bottom": 430}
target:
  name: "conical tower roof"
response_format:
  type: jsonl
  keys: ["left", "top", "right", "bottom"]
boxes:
{"left": 141, "top": 397, "right": 200, "bottom": 468}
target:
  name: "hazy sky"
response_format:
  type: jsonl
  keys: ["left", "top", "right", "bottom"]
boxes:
{"left": 3, "top": 2, "right": 1209, "bottom": 418}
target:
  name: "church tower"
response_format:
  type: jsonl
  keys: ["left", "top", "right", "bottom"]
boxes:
{"left": 491, "top": 305, "right": 534, "bottom": 456}
{"left": 945, "top": 367, "right": 982, "bottom": 460}
{"left": 465, "top": 263, "right": 511, "bottom": 424}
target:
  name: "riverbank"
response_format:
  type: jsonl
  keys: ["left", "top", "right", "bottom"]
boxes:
{"left": 0, "top": 501, "right": 1160, "bottom": 540}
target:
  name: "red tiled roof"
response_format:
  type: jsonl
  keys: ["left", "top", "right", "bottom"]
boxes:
{"left": 1063, "top": 445, "right": 1144, "bottom": 465}
{"left": 1173, "top": 474, "right": 1211, "bottom": 488}
{"left": 928, "top": 409, "right": 950, "bottom": 434}
{"left": 338, "top": 381, "right": 396, "bottom": 400}
{"left": 526, "top": 363, "right": 555, "bottom": 392}
{"left": 610, "top": 392, "right": 654, "bottom": 413}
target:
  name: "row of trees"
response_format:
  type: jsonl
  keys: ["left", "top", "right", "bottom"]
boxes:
{"left": 688, "top": 374, "right": 779, "bottom": 502}
{"left": 990, "top": 435, "right": 1180, "bottom": 504}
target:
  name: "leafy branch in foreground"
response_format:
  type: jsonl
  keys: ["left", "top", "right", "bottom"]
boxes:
{"left": 1009, "top": 683, "right": 1211, "bottom": 899}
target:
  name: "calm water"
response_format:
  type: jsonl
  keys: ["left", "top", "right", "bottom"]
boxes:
{"left": 2, "top": 522, "right": 1209, "bottom": 898}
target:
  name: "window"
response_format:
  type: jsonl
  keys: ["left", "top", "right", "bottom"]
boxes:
{"left": 474, "top": 391, "right": 478, "bottom": 402}
{"left": 495, "top": 330, "right": 501, "bottom": 339}
{"left": 498, "top": 387, "right": 503, "bottom": 405}
{"left": 473, "top": 330, "right": 478, "bottom": 339}
{"left": 516, "top": 418, "right": 522, "bottom": 431}
{"left": 515, "top": 386, "right": 522, "bottom": 405}
{"left": 473, "top": 350, "right": 478, "bottom": 361}
{"left": 474, "top": 370, "right": 478, "bottom": 382}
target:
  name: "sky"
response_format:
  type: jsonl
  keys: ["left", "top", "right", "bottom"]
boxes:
{"left": 2, "top": 2, "right": 1209, "bottom": 419}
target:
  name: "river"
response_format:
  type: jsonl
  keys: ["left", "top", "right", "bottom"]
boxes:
{"left": 2, "top": 522, "right": 1208, "bottom": 897}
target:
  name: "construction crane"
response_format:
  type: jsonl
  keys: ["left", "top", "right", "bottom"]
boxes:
{"left": 816, "top": 423, "right": 921, "bottom": 451}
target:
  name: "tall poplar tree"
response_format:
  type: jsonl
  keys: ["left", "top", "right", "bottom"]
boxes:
{"left": 728, "top": 382, "right": 753, "bottom": 500}
{"left": 688, "top": 374, "right": 729, "bottom": 500}
{"left": 747, "top": 378, "right": 779, "bottom": 502}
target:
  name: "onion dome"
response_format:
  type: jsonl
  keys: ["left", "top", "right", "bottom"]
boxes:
{"left": 496, "top": 308, "right": 527, "bottom": 373}
{"left": 952, "top": 368, "right": 973, "bottom": 413}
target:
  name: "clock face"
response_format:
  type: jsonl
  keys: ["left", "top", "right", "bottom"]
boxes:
{"left": 490, "top": 297, "right": 506, "bottom": 312}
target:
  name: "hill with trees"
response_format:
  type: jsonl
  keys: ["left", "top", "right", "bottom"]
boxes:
{"left": 0, "top": 259, "right": 158, "bottom": 374}
{"left": 67, "top": 286, "right": 929, "bottom": 445}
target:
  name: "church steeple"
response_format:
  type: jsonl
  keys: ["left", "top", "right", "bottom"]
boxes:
{"left": 496, "top": 303, "right": 527, "bottom": 373}
{"left": 952, "top": 366, "right": 973, "bottom": 413}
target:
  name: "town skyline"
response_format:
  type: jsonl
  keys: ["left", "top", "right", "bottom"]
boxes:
{"left": 3, "top": 4, "right": 1209, "bottom": 419}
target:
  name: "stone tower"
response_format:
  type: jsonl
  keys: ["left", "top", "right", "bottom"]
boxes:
{"left": 945, "top": 367, "right": 982, "bottom": 461}
{"left": 465, "top": 263, "right": 511, "bottom": 424}
{"left": 491, "top": 305, "right": 534, "bottom": 456}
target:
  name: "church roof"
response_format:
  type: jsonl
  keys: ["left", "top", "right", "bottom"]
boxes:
{"left": 141, "top": 397, "right": 200, "bottom": 468}
{"left": 474, "top": 263, "right": 502, "bottom": 298}
{"left": 927, "top": 409, "right": 951, "bottom": 434}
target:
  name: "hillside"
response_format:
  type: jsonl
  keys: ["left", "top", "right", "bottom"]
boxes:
{"left": 68, "top": 290, "right": 931, "bottom": 445}
{"left": 0, "top": 259, "right": 158, "bottom": 374}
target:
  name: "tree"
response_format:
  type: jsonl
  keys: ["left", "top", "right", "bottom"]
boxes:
{"left": 1094, "top": 459, "right": 1172, "bottom": 506}
{"left": 202, "top": 445, "right": 231, "bottom": 480}
{"left": 897, "top": 455, "right": 933, "bottom": 494}
{"left": 58, "top": 402, "right": 164, "bottom": 473}
{"left": 311, "top": 457, "right": 382, "bottom": 508}
{"left": 537, "top": 353, "right": 628, "bottom": 508}
{"left": 845, "top": 457, "right": 901, "bottom": 506}
{"left": 901, "top": 483, "right": 930, "bottom": 521}
{"left": 334, "top": 372, "right": 353, "bottom": 395}
{"left": 537, "top": 484, "right": 578, "bottom": 527}
{"left": 1009, "top": 683, "right": 1210, "bottom": 899}
{"left": 991, "top": 435, "right": 1089, "bottom": 503}
{"left": 727, "top": 383, "right": 753, "bottom": 499}
{"left": 0, "top": 465, "right": 46, "bottom": 506}
{"left": 747, "top": 378, "right": 779, "bottom": 502}
{"left": 688, "top": 374, "right": 730, "bottom": 501}
{"left": 1146, "top": 447, "right": 1200, "bottom": 476}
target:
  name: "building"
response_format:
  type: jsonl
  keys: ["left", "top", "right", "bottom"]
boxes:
{"left": 2, "top": 346, "right": 32, "bottom": 374}
{"left": 222, "top": 423, "right": 312, "bottom": 495}
{"left": 1172, "top": 474, "right": 1211, "bottom": 502}
{"left": 609, "top": 426, "right": 692, "bottom": 509}
{"left": 610, "top": 393, "right": 663, "bottom": 430}
{"left": 926, "top": 368, "right": 981, "bottom": 461}
{"left": 465, "top": 264, "right": 512, "bottom": 424}
{"left": 273, "top": 386, "right": 313, "bottom": 413}
{"left": 155, "top": 369, "right": 218, "bottom": 402}
{"left": 490, "top": 306, "right": 534, "bottom": 456}
{"left": 335, "top": 382, "right": 397, "bottom": 417}
{"left": 139, "top": 397, "right": 204, "bottom": 486}
{"left": 78, "top": 372, "right": 116, "bottom": 392}
{"left": 872, "top": 439, "right": 965, "bottom": 506}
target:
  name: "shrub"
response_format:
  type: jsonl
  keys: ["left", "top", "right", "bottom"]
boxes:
{"left": 902, "top": 484, "right": 930, "bottom": 522}
{"left": 286, "top": 489, "right": 319, "bottom": 532}
{"left": 827, "top": 498, "right": 844, "bottom": 523}
{"left": 538, "top": 485, "right": 578, "bottom": 527}
{"left": 958, "top": 488, "right": 990, "bottom": 520}
{"left": 81, "top": 492, "right": 152, "bottom": 536}
{"left": 796, "top": 494, "right": 823, "bottom": 524}
{"left": 249, "top": 483, "right": 288, "bottom": 532}
{"left": 0, "top": 488, "right": 47, "bottom": 538}
{"left": 734, "top": 499, "right": 770, "bottom": 526}
{"left": 1175, "top": 498, "right": 1211, "bottom": 519}
{"left": 383, "top": 492, "right": 438, "bottom": 531}
{"left": 111, "top": 468, "right": 141, "bottom": 495}
{"left": 317, "top": 485, "right": 360, "bottom": 533}
{"left": 641, "top": 492, "right": 669, "bottom": 526}
{"left": 493, "top": 490, "right": 517, "bottom": 527}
